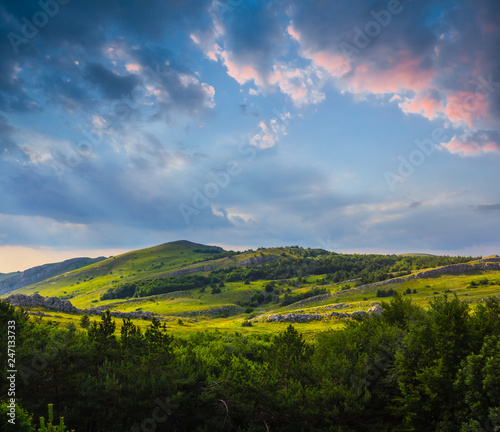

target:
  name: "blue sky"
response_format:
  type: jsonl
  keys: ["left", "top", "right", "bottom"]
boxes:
{"left": 0, "top": 0, "right": 499, "bottom": 272}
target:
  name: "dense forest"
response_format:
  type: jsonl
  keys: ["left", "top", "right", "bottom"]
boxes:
{"left": 101, "top": 252, "right": 475, "bottom": 300}
{"left": 2, "top": 294, "right": 500, "bottom": 432}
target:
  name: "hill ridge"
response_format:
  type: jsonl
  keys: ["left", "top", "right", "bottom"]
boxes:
{"left": 0, "top": 256, "right": 107, "bottom": 295}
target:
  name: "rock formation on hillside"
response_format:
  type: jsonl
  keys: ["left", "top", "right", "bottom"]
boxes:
{"left": 5, "top": 293, "right": 77, "bottom": 312}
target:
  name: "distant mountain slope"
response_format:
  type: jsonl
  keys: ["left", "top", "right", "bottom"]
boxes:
{"left": 3, "top": 240, "right": 243, "bottom": 301}
{"left": 0, "top": 272, "right": 18, "bottom": 283}
{"left": 0, "top": 256, "right": 107, "bottom": 295}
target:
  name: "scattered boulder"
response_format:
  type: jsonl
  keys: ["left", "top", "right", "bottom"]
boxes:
{"left": 4, "top": 293, "right": 76, "bottom": 312}
{"left": 368, "top": 304, "right": 383, "bottom": 315}
{"left": 329, "top": 311, "right": 348, "bottom": 318}
{"left": 325, "top": 302, "right": 350, "bottom": 310}
{"left": 267, "top": 313, "right": 323, "bottom": 323}
{"left": 267, "top": 303, "right": 383, "bottom": 323}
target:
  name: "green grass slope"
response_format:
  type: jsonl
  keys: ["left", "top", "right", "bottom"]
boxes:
{"left": 4, "top": 241, "right": 499, "bottom": 337}
{"left": 11, "top": 269, "right": 500, "bottom": 340}
{"left": 3, "top": 241, "right": 286, "bottom": 308}
{"left": 2, "top": 241, "right": 225, "bottom": 303}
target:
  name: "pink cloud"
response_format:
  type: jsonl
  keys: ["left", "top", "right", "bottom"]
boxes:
{"left": 268, "top": 64, "right": 325, "bottom": 106}
{"left": 441, "top": 135, "right": 499, "bottom": 157}
{"left": 399, "top": 90, "right": 444, "bottom": 120}
{"left": 288, "top": 25, "right": 351, "bottom": 78}
{"left": 125, "top": 64, "right": 140, "bottom": 72}
{"left": 220, "top": 49, "right": 326, "bottom": 106}
{"left": 347, "top": 56, "right": 436, "bottom": 95}
{"left": 220, "top": 51, "right": 265, "bottom": 87}
{"left": 250, "top": 114, "right": 289, "bottom": 149}
{"left": 444, "top": 91, "right": 490, "bottom": 128}
{"left": 305, "top": 51, "right": 351, "bottom": 78}
{"left": 287, "top": 24, "right": 301, "bottom": 41}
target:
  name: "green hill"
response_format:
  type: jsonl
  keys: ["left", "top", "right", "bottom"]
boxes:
{"left": 4, "top": 240, "right": 234, "bottom": 304}
{"left": 3, "top": 241, "right": 496, "bottom": 335}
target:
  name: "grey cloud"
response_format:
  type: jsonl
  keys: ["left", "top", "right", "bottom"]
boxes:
{"left": 476, "top": 203, "right": 500, "bottom": 212}
{"left": 85, "top": 63, "right": 141, "bottom": 100}
{"left": 0, "top": 115, "right": 16, "bottom": 151}
{"left": 219, "top": 1, "right": 289, "bottom": 84}
{"left": 0, "top": 0, "right": 215, "bottom": 117}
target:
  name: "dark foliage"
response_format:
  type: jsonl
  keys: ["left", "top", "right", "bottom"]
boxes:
{"left": 3, "top": 294, "right": 500, "bottom": 432}
{"left": 101, "top": 275, "right": 210, "bottom": 300}
{"left": 280, "top": 287, "right": 327, "bottom": 306}
{"left": 377, "top": 288, "right": 397, "bottom": 297}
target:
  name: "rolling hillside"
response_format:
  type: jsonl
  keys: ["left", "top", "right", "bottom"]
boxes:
{"left": 2, "top": 241, "right": 499, "bottom": 336}
{"left": 2, "top": 240, "right": 289, "bottom": 309}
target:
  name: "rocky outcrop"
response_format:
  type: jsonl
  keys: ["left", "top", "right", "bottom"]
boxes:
{"left": 0, "top": 257, "right": 107, "bottom": 295}
{"left": 3, "top": 293, "right": 163, "bottom": 320}
{"left": 267, "top": 313, "right": 324, "bottom": 323}
{"left": 81, "top": 307, "right": 162, "bottom": 320}
{"left": 5, "top": 293, "right": 77, "bottom": 312}
{"left": 368, "top": 304, "right": 383, "bottom": 315}
{"left": 238, "top": 255, "right": 278, "bottom": 266}
{"left": 408, "top": 262, "right": 500, "bottom": 279}
{"left": 480, "top": 256, "right": 500, "bottom": 262}
{"left": 324, "top": 302, "right": 351, "bottom": 310}
{"left": 161, "top": 265, "right": 219, "bottom": 277}
{"left": 343, "top": 262, "right": 500, "bottom": 293}
{"left": 328, "top": 309, "right": 367, "bottom": 319}
{"left": 264, "top": 304, "right": 381, "bottom": 323}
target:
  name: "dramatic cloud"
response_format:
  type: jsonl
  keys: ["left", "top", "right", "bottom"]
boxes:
{"left": 441, "top": 130, "right": 500, "bottom": 156}
{"left": 0, "top": 0, "right": 499, "bottom": 271}
{"left": 286, "top": 0, "right": 500, "bottom": 155}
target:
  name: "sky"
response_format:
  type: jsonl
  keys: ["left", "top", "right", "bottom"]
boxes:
{"left": 0, "top": 0, "right": 499, "bottom": 272}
